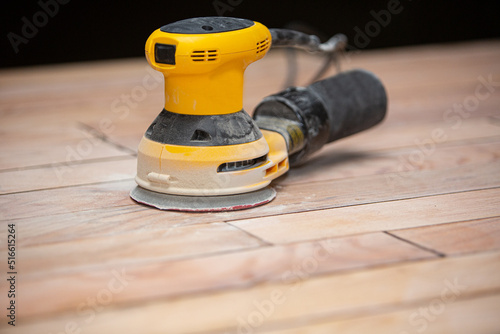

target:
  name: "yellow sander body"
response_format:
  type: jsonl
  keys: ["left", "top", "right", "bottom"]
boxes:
{"left": 132, "top": 17, "right": 288, "bottom": 211}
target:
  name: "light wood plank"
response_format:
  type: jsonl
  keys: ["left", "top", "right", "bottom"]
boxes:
{"left": 232, "top": 188, "right": 500, "bottom": 244}
{"left": 281, "top": 140, "right": 500, "bottom": 186}
{"left": 0, "top": 59, "right": 163, "bottom": 109}
{"left": 10, "top": 250, "right": 500, "bottom": 334}
{"left": 262, "top": 293, "right": 500, "bottom": 334}
{"left": 0, "top": 123, "right": 131, "bottom": 170}
{"left": 324, "top": 118, "right": 500, "bottom": 155}
{"left": 17, "top": 222, "right": 264, "bottom": 277}
{"left": 13, "top": 232, "right": 434, "bottom": 318}
{"left": 391, "top": 217, "right": 500, "bottom": 255}
{"left": 0, "top": 158, "right": 135, "bottom": 194}
{"left": 0, "top": 179, "right": 134, "bottom": 221}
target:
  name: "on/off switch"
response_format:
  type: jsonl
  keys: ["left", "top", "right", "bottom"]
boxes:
{"left": 155, "top": 43, "right": 176, "bottom": 65}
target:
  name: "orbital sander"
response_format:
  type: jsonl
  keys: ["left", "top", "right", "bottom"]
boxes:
{"left": 130, "top": 17, "right": 387, "bottom": 212}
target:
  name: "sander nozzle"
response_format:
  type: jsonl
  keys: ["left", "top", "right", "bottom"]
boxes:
{"left": 254, "top": 69, "right": 387, "bottom": 166}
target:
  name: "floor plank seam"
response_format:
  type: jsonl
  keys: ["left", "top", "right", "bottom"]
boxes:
{"left": 384, "top": 231, "right": 446, "bottom": 257}
{"left": 0, "top": 155, "right": 136, "bottom": 173}
{"left": 1, "top": 203, "right": 144, "bottom": 224}
{"left": 382, "top": 133, "right": 500, "bottom": 156}
{"left": 279, "top": 158, "right": 500, "bottom": 189}
{"left": 0, "top": 177, "right": 135, "bottom": 196}
{"left": 392, "top": 214, "right": 500, "bottom": 232}
{"left": 18, "top": 250, "right": 500, "bottom": 326}
{"left": 20, "top": 243, "right": 271, "bottom": 279}
{"left": 225, "top": 185, "right": 500, "bottom": 224}
{"left": 76, "top": 121, "right": 138, "bottom": 156}
{"left": 1, "top": 168, "right": 496, "bottom": 197}
{"left": 343, "top": 132, "right": 500, "bottom": 156}
{"left": 18, "top": 240, "right": 433, "bottom": 281}
{"left": 224, "top": 221, "right": 274, "bottom": 246}
{"left": 20, "top": 248, "right": 451, "bottom": 312}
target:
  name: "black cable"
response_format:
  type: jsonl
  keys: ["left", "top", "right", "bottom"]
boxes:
{"left": 270, "top": 29, "right": 347, "bottom": 53}
{"left": 270, "top": 29, "right": 322, "bottom": 52}
{"left": 283, "top": 48, "right": 298, "bottom": 88}
{"left": 308, "top": 53, "right": 334, "bottom": 84}
{"left": 270, "top": 29, "right": 347, "bottom": 87}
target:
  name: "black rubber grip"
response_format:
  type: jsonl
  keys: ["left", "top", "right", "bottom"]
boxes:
{"left": 312, "top": 69, "right": 387, "bottom": 143}
{"left": 254, "top": 69, "right": 387, "bottom": 166}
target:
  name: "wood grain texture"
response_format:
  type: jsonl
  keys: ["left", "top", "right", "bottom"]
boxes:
{"left": 0, "top": 40, "right": 499, "bottom": 333}
{"left": 8, "top": 251, "right": 500, "bottom": 334}
{"left": 391, "top": 216, "right": 500, "bottom": 255}
{"left": 0, "top": 158, "right": 135, "bottom": 194}
{"left": 262, "top": 293, "right": 500, "bottom": 334}
{"left": 232, "top": 188, "right": 500, "bottom": 244}
{"left": 14, "top": 232, "right": 434, "bottom": 318}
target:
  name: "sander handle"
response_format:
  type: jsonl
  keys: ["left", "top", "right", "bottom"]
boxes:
{"left": 254, "top": 69, "right": 387, "bottom": 166}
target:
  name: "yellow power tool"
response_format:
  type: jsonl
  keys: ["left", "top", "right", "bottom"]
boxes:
{"left": 130, "top": 17, "right": 387, "bottom": 211}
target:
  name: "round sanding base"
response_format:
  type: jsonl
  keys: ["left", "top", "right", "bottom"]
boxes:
{"left": 130, "top": 186, "right": 276, "bottom": 212}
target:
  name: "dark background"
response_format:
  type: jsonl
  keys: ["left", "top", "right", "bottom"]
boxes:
{"left": 1, "top": 0, "right": 499, "bottom": 68}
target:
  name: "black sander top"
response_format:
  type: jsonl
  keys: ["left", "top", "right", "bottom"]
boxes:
{"left": 161, "top": 17, "right": 254, "bottom": 34}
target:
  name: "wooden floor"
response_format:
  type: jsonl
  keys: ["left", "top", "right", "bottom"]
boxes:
{"left": 1, "top": 40, "right": 500, "bottom": 333}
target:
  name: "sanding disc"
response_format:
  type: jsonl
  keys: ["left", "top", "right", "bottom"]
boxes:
{"left": 130, "top": 186, "right": 276, "bottom": 212}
